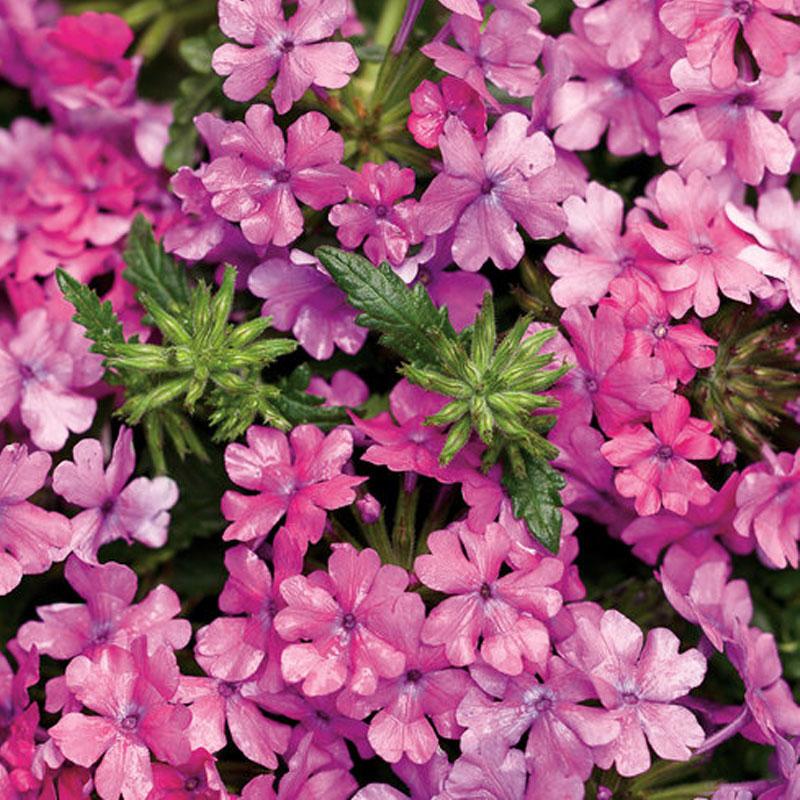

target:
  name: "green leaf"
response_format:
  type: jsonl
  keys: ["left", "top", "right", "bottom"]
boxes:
{"left": 178, "top": 36, "right": 214, "bottom": 74}
{"left": 501, "top": 450, "right": 566, "bottom": 553}
{"left": 55, "top": 269, "right": 125, "bottom": 352}
{"left": 316, "top": 246, "right": 458, "bottom": 367}
{"left": 123, "top": 215, "right": 190, "bottom": 318}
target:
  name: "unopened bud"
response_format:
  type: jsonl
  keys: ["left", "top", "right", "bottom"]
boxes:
{"left": 356, "top": 493, "right": 381, "bottom": 524}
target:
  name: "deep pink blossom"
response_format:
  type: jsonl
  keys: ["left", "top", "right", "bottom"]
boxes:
{"left": 733, "top": 447, "right": 800, "bottom": 569}
{"left": 420, "top": 113, "right": 566, "bottom": 271}
{"left": 307, "top": 370, "right": 368, "bottom": 408}
{"left": 421, "top": 10, "right": 544, "bottom": 102}
{"left": 407, "top": 77, "right": 486, "bottom": 149}
{"left": 329, "top": 162, "right": 421, "bottom": 267}
{"left": 339, "top": 593, "right": 471, "bottom": 764}
{"left": 414, "top": 521, "right": 562, "bottom": 674}
{"left": 148, "top": 749, "right": 227, "bottom": 800}
{"left": 212, "top": 0, "right": 358, "bottom": 112}
{"left": 0, "top": 308, "right": 103, "bottom": 451}
{"left": 658, "top": 60, "right": 798, "bottom": 185}
{"left": 50, "top": 641, "right": 191, "bottom": 800}
{"left": 221, "top": 424, "right": 365, "bottom": 551}
{"left": 273, "top": 544, "right": 408, "bottom": 697}
{"left": 638, "top": 170, "right": 773, "bottom": 318}
{"left": 52, "top": 427, "right": 178, "bottom": 562}
{"left": 247, "top": 250, "right": 367, "bottom": 359}
{"left": 0, "top": 444, "right": 70, "bottom": 596}
{"left": 458, "top": 656, "right": 619, "bottom": 783}
{"left": 659, "top": 0, "right": 800, "bottom": 88}
{"left": 201, "top": 105, "right": 349, "bottom": 247}
{"left": 17, "top": 555, "right": 190, "bottom": 664}
{"left": 601, "top": 395, "right": 720, "bottom": 516}
{"left": 563, "top": 608, "right": 706, "bottom": 776}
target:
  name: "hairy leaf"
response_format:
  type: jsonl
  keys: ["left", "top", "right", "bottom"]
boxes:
{"left": 55, "top": 269, "right": 125, "bottom": 353}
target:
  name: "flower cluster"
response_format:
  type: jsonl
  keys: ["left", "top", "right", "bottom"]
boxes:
{"left": 0, "top": 0, "right": 797, "bottom": 798}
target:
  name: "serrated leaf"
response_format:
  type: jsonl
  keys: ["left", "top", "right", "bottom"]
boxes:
{"left": 55, "top": 269, "right": 125, "bottom": 351}
{"left": 123, "top": 214, "right": 190, "bottom": 318}
{"left": 316, "top": 246, "right": 458, "bottom": 368}
{"left": 501, "top": 450, "right": 565, "bottom": 554}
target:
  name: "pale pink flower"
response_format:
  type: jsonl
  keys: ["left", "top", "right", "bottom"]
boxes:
{"left": 441, "top": 737, "right": 528, "bottom": 800}
{"left": 53, "top": 427, "right": 178, "bottom": 562}
{"left": 201, "top": 105, "right": 349, "bottom": 247}
{"left": 221, "top": 424, "right": 365, "bottom": 551}
{"left": 0, "top": 443, "right": 70, "bottom": 596}
{"left": 733, "top": 447, "right": 800, "bottom": 569}
{"left": 407, "top": 77, "right": 486, "bottom": 149}
{"left": 579, "top": 0, "right": 660, "bottom": 68}
{"left": 414, "top": 521, "right": 562, "bottom": 674}
{"left": 638, "top": 170, "right": 773, "bottom": 318}
{"left": 273, "top": 544, "right": 409, "bottom": 697}
{"left": 601, "top": 395, "right": 720, "bottom": 516}
{"left": 212, "top": 0, "right": 358, "bottom": 112}
{"left": 0, "top": 308, "right": 103, "bottom": 451}
{"left": 50, "top": 641, "right": 191, "bottom": 800}
{"left": 421, "top": 10, "right": 544, "bottom": 102}
{"left": 419, "top": 113, "right": 566, "bottom": 272}
{"left": 563, "top": 608, "right": 706, "bottom": 777}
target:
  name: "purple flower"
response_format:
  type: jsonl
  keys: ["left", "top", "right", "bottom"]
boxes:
{"left": 212, "top": 0, "right": 358, "bottom": 113}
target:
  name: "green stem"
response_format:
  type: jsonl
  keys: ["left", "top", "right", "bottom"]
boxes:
{"left": 648, "top": 781, "right": 720, "bottom": 800}
{"left": 393, "top": 482, "right": 420, "bottom": 570}
{"left": 356, "top": 512, "right": 397, "bottom": 566}
{"left": 359, "top": 0, "right": 408, "bottom": 94}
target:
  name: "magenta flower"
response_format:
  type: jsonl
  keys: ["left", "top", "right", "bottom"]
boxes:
{"left": 658, "top": 60, "right": 798, "bottom": 185}
{"left": 149, "top": 749, "right": 227, "bottom": 800}
{"left": 307, "top": 370, "right": 368, "bottom": 408}
{"left": 544, "top": 182, "right": 696, "bottom": 307}
{"left": 50, "top": 641, "right": 192, "bottom": 800}
{"left": 212, "top": 0, "right": 358, "bottom": 112}
{"left": 564, "top": 608, "right": 706, "bottom": 776}
{"left": 638, "top": 170, "right": 773, "bottom": 318}
{"left": 0, "top": 443, "right": 70, "bottom": 596}
{"left": 407, "top": 77, "right": 486, "bottom": 149}
{"left": 458, "top": 656, "right": 620, "bottom": 782}
{"left": 221, "top": 424, "right": 365, "bottom": 551}
{"left": 340, "top": 593, "right": 471, "bottom": 765}
{"left": 659, "top": 0, "right": 800, "bottom": 88}
{"left": 52, "top": 427, "right": 179, "bottom": 562}
{"left": 17, "top": 555, "right": 190, "bottom": 663}
{"left": 421, "top": 9, "right": 544, "bottom": 102}
{"left": 733, "top": 447, "right": 800, "bottom": 569}
{"left": 247, "top": 250, "right": 367, "bottom": 359}
{"left": 329, "top": 162, "right": 421, "bottom": 268}
{"left": 0, "top": 308, "right": 103, "bottom": 451}
{"left": 606, "top": 274, "right": 717, "bottom": 385}
{"left": 601, "top": 395, "right": 720, "bottom": 516}
{"left": 273, "top": 544, "right": 408, "bottom": 697}
{"left": 419, "top": 113, "right": 566, "bottom": 272}
{"left": 414, "top": 521, "right": 563, "bottom": 674}
{"left": 201, "top": 105, "right": 349, "bottom": 247}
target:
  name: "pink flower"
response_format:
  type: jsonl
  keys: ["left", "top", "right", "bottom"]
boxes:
{"left": 307, "top": 370, "right": 368, "bottom": 408}
{"left": 148, "top": 749, "right": 227, "bottom": 800}
{"left": 421, "top": 9, "right": 544, "bottom": 102}
{"left": 563, "top": 608, "right": 706, "bottom": 776}
{"left": 606, "top": 274, "right": 717, "bottom": 384}
{"left": 579, "top": 0, "right": 660, "bottom": 68}
{"left": 414, "top": 521, "right": 563, "bottom": 674}
{"left": 559, "top": 304, "right": 673, "bottom": 435}
{"left": 407, "top": 77, "right": 486, "bottom": 149}
{"left": 247, "top": 249, "right": 367, "bottom": 359}
{"left": 419, "top": 113, "right": 566, "bottom": 272}
{"left": 17, "top": 555, "right": 190, "bottom": 663}
{"left": 733, "top": 447, "right": 800, "bottom": 569}
{"left": 340, "top": 593, "right": 471, "bottom": 765}
{"left": 212, "top": 0, "right": 358, "bottom": 112}
{"left": 437, "top": 0, "right": 482, "bottom": 18}
{"left": 273, "top": 544, "right": 408, "bottom": 697}
{"left": 638, "top": 170, "right": 773, "bottom": 318}
{"left": 659, "top": 0, "right": 800, "bottom": 88}
{"left": 221, "top": 424, "right": 365, "bottom": 551}
{"left": 0, "top": 308, "right": 103, "bottom": 451}
{"left": 544, "top": 182, "right": 696, "bottom": 307}
{"left": 201, "top": 105, "right": 349, "bottom": 247}
{"left": 458, "top": 656, "right": 619, "bottom": 782}
{"left": 52, "top": 427, "right": 179, "bottom": 562}
{"left": 329, "top": 162, "right": 421, "bottom": 267}
{"left": 49, "top": 641, "right": 191, "bottom": 800}
{"left": 441, "top": 737, "right": 528, "bottom": 800}
{"left": 0, "top": 443, "right": 70, "bottom": 596}
{"left": 724, "top": 188, "right": 800, "bottom": 314}
{"left": 600, "top": 395, "right": 720, "bottom": 516}
{"left": 658, "top": 60, "right": 797, "bottom": 185}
